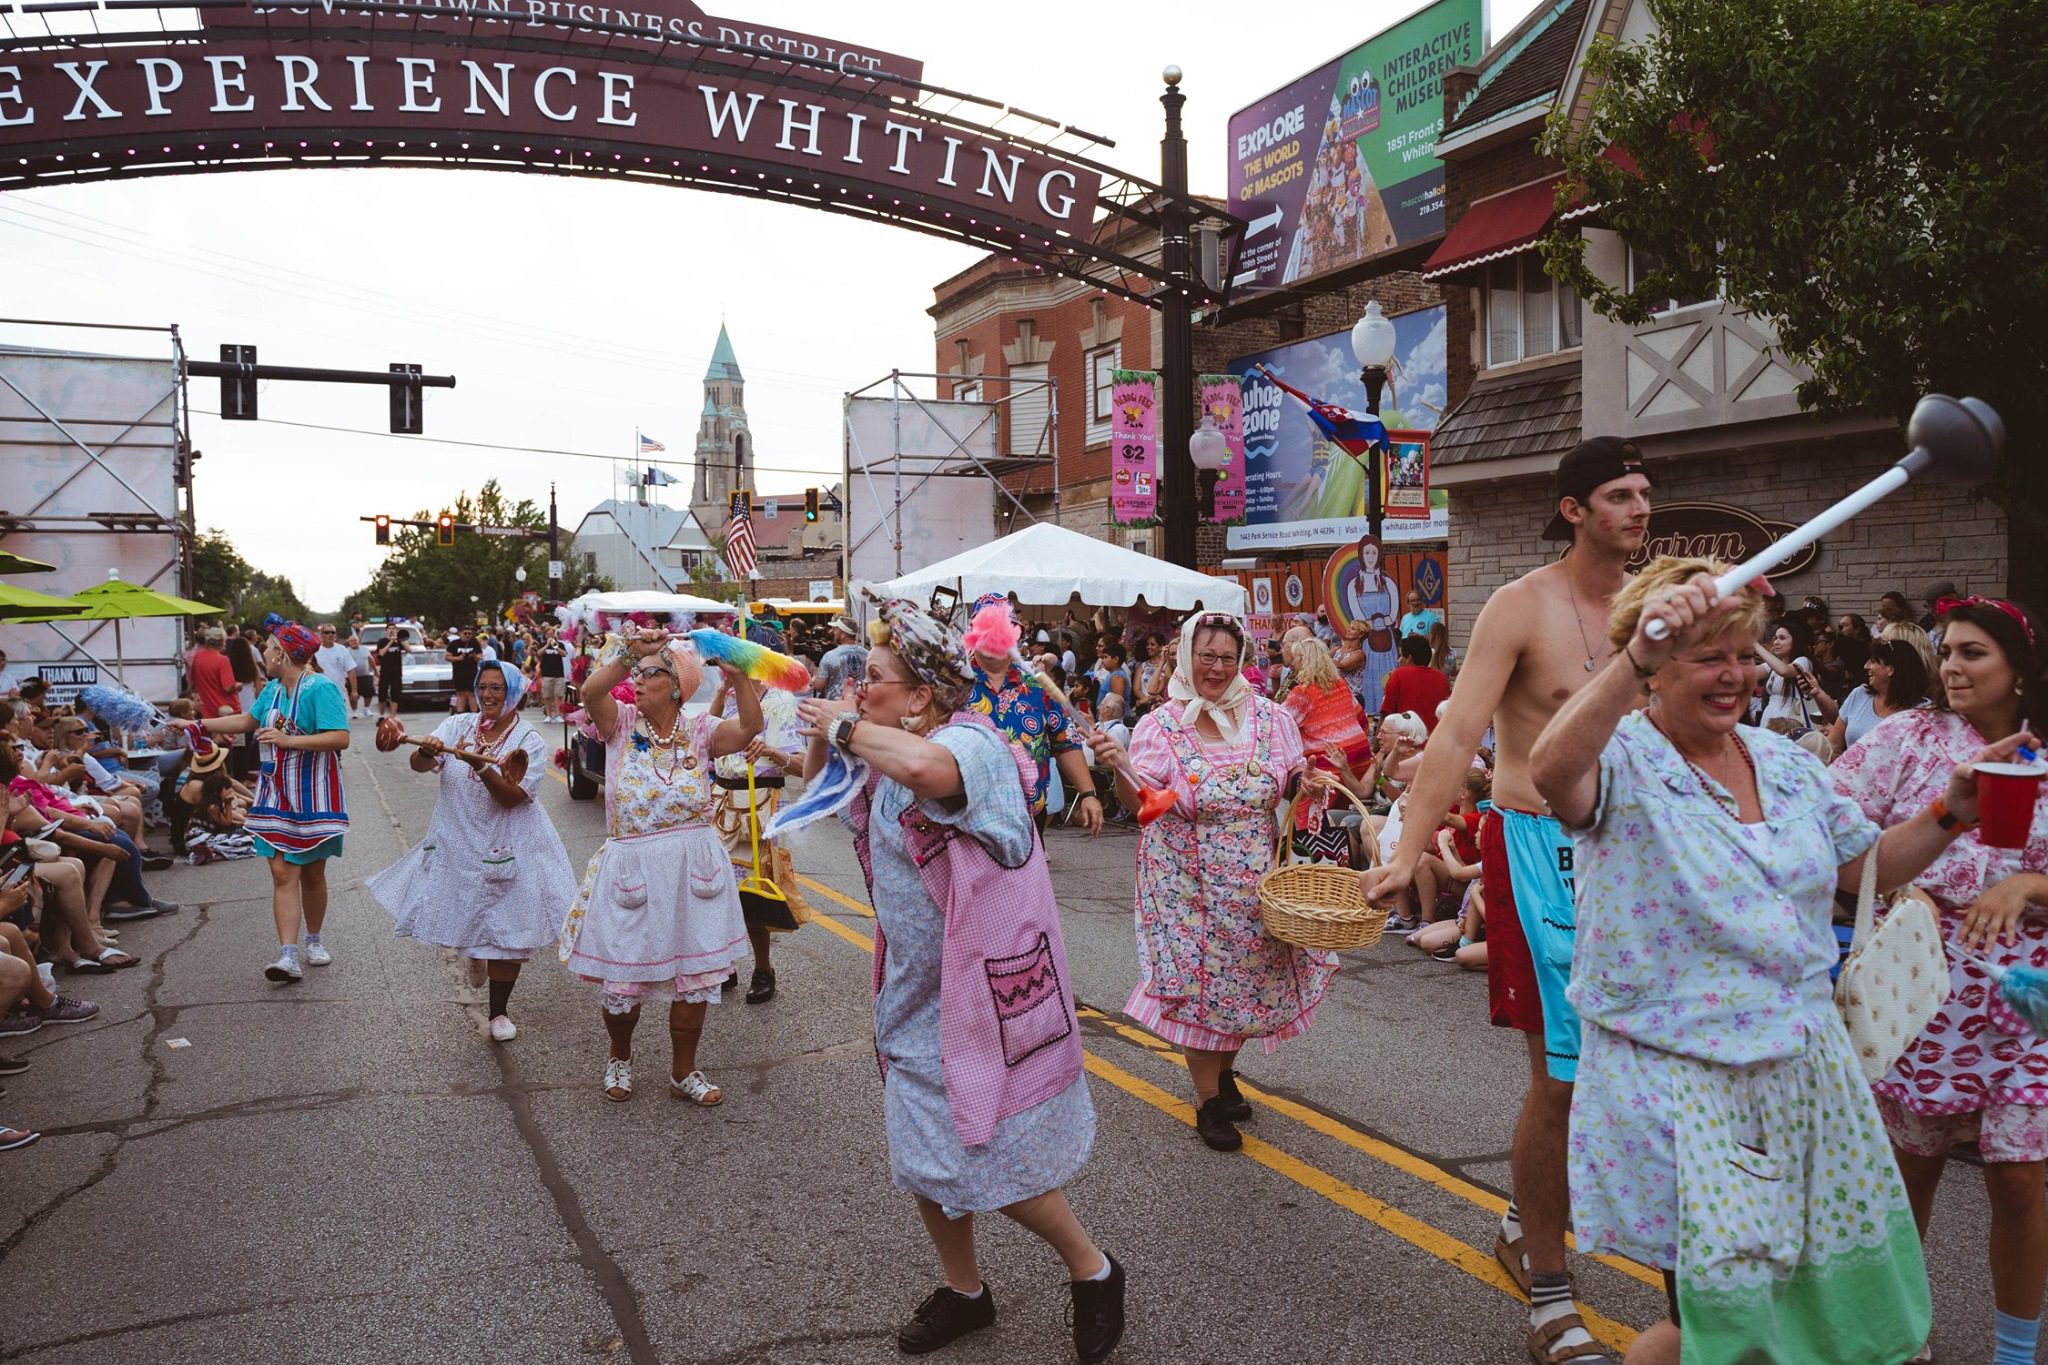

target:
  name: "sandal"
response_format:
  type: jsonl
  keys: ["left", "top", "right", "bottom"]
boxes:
{"left": 0, "top": 1123, "right": 36, "bottom": 1150}
{"left": 1527, "top": 1313, "right": 1614, "bottom": 1363}
{"left": 602, "top": 1057, "right": 632, "bottom": 1102}
{"left": 671, "top": 1070, "right": 723, "bottom": 1106}
{"left": 1495, "top": 1228, "right": 1532, "bottom": 1298}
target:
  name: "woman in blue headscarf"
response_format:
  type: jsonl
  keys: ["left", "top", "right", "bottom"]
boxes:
{"left": 367, "top": 660, "right": 577, "bottom": 1042}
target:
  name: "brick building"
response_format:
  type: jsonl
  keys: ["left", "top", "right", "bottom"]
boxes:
{"left": 1421, "top": 0, "right": 2004, "bottom": 644}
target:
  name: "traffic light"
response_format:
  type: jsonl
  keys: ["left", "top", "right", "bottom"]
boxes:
{"left": 804, "top": 487, "right": 819, "bottom": 522}
{"left": 374, "top": 514, "right": 390, "bottom": 546}
{"left": 220, "top": 343, "right": 257, "bottom": 420}
{"left": 436, "top": 513, "right": 455, "bottom": 547}
{"left": 390, "top": 363, "right": 424, "bottom": 434}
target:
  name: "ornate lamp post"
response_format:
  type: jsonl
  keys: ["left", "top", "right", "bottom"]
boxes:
{"left": 1349, "top": 300, "right": 1398, "bottom": 543}
{"left": 1188, "top": 413, "right": 1230, "bottom": 519}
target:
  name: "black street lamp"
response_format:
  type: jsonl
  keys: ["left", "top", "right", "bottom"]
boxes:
{"left": 1349, "top": 300, "right": 1397, "bottom": 544}
{"left": 1158, "top": 64, "right": 1197, "bottom": 569}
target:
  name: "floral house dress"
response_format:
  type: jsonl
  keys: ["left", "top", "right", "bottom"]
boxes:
{"left": 558, "top": 702, "right": 748, "bottom": 1009}
{"left": 1123, "top": 695, "right": 1336, "bottom": 1052}
{"left": 1832, "top": 708, "right": 2048, "bottom": 1159}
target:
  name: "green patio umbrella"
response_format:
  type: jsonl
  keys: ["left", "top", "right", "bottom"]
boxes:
{"left": 0, "top": 551, "right": 57, "bottom": 575}
{"left": 11, "top": 571, "right": 222, "bottom": 686}
{"left": 0, "top": 581, "right": 86, "bottom": 621}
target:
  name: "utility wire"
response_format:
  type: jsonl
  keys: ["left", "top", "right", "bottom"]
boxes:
{"left": 189, "top": 407, "right": 843, "bottom": 484}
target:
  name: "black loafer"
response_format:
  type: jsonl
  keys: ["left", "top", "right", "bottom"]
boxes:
{"left": 1069, "top": 1256, "right": 1126, "bottom": 1363}
{"left": 1215, "top": 1068, "right": 1253, "bottom": 1122}
{"left": 1194, "top": 1096, "right": 1242, "bottom": 1151}
{"left": 898, "top": 1283, "right": 995, "bottom": 1355}
{"left": 745, "top": 967, "right": 777, "bottom": 1004}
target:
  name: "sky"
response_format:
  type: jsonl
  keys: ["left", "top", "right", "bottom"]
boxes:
{"left": 1, "top": 0, "right": 1540, "bottom": 611}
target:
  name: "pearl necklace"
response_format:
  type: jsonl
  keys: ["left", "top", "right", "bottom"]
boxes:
{"left": 467, "top": 714, "right": 516, "bottom": 782}
{"left": 636, "top": 707, "right": 695, "bottom": 785}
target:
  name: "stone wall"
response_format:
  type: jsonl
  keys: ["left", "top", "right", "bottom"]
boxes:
{"left": 1446, "top": 439, "right": 2008, "bottom": 648}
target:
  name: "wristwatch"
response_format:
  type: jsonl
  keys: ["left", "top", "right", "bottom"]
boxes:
{"left": 829, "top": 712, "right": 860, "bottom": 754}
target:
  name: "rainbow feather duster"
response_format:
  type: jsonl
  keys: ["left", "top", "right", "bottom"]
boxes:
{"left": 687, "top": 629, "right": 811, "bottom": 691}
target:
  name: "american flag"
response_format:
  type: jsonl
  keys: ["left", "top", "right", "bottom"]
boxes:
{"left": 723, "top": 490, "right": 758, "bottom": 580}
{"left": 638, "top": 432, "right": 666, "bottom": 453}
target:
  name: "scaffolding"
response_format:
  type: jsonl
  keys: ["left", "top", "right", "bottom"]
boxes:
{"left": 842, "top": 369, "right": 1059, "bottom": 588}
{"left": 0, "top": 318, "right": 195, "bottom": 696}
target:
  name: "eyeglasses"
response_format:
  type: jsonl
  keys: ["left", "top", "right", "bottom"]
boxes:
{"left": 629, "top": 666, "right": 674, "bottom": 682}
{"left": 1193, "top": 651, "right": 1239, "bottom": 668}
{"left": 856, "top": 674, "right": 914, "bottom": 692}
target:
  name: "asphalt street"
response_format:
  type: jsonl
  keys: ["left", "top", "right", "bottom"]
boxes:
{"left": 0, "top": 715, "right": 2009, "bottom": 1364}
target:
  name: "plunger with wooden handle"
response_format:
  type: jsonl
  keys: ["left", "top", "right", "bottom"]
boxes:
{"left": 1644, "top": 394, "right": 2004, "bottom": 641}
{"left": 375, "top": 716, "right": 527, "bottom": 776}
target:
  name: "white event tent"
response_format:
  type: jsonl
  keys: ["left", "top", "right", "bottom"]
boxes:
{"left": 866, "top": 523, "right": 1248, "bottom": 617}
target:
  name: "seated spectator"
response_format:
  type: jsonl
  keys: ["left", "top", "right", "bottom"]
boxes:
{"left": 1826, "top": 637, "right": 1932, "bottom": 757}
{"left": 47, "top": 717, "right": 151, "bottom": 848}
{"left": 179, "top": 748, "right": 256, "bottom": 863}
{"left": 0, "top": 743, "right": 176, "bottom": 928}
{"left": 1411, "top": 766, "right": 1489, "bottom": 927}
{"left": 1095, "top": 693, "right": 1132, "bottom": 750}
{"left": 1379, "top": 635, "right": 1451, "bottom": 733}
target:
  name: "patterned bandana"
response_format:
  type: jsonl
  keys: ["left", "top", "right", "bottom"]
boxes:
{"left": 272, "top": 621, "right": 319, "bottom": 664}
{"left": 973, "top": 591, "right": 1018, "bottom": 623}
{"left": 863, "top": 587, "right": 975, "bottom": 709}
{"left": 1935, "top": 595, "right": 2036, "bottom": 649}
{"left": 475, "top": 658, "right": 527, "bottom": 714}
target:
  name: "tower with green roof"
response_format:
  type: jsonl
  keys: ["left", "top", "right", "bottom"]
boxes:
{"left": 690, "top": 323, "right": 754, "bottom": 529}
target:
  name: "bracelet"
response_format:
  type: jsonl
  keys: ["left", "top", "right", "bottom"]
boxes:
{"left": 1929, "top": 797, "right": 1977, "bottom": 832}
{"left": 1623, "top": 644, "right": 1658, "bottom": 681}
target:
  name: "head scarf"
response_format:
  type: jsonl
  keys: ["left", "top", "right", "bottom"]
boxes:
{"left": 474, "top": 658, "right": 527, "bottom": 716}
{"left": 1169, "top": 610, "right": 1253, "bottom": 744}
{"left": 271, "top": 621, "right": 319, "bottom": 664}
{"left": 862, "top": 587, "right": 975, "bottom": 710}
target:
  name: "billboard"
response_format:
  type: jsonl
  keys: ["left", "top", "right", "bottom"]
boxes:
{"left": 1227, "top": 0, "right": 1483, "bottom": 295}
{"left": 1227, "top": 305, "right": 1447, "bottom": 551}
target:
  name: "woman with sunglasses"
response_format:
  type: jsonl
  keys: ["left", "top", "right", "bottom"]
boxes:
{"left": 792, "top": 595, "right": 1121, "bottom": 1364}
{"left": 1088, "top": 611, "right": 1336, "bottom": 1153}
{"left": 559, "top": 629, "right": 760, "bottom": 1104}
{"left": 369, "top": 660, "right": 575, "bottom": 1043}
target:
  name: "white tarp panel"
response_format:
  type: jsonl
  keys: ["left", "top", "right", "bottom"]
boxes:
{"left": 0, "top": 346, "right": 185, "bottom": 698}
{"left": 865, "top": 522, "right": 1249, "bottom": 616}
{"left": 844, "top": 394, "right": 998, "bottom": 586}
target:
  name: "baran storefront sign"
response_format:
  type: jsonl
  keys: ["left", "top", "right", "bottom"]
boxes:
{"left": 1628, "top": 501, "right": 1820, "bottom": 577}
{"left": 0, "top": 44, "right": 1095, "bottom": 234}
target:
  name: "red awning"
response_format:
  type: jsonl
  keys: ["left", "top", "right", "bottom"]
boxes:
{"left": 1421, "top": 174, "right": 1566, "bottom": 280}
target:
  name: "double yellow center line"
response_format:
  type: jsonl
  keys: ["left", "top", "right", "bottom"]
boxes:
{"left": 791, "top": 872, "right": 1647, "bottom": 1354}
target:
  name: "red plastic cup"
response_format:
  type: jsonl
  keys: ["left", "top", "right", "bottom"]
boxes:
{"left": 1973, "top": 762, "right": 2048, "bottom": 849}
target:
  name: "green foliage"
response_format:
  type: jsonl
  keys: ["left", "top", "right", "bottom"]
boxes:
{"left": 343, "top": 481, "right": 547, "bottom": 629}
{"left": 1540, "top": 0, "right": 2048, "bottom": 591}
{"left": 189, "top": 528, "right": 310, "bottom": 624}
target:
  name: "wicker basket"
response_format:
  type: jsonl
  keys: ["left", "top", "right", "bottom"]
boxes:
{"left": 1258, "top": 783, "right": 1391, "bottom": 952}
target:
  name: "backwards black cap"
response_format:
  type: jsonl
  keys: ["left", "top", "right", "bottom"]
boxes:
{"left": 1544, "top": 436, "right": 1649, "bottom": 541}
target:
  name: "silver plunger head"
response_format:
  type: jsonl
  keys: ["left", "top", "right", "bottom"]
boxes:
{"left": 1898, "top": 393, "right": 2004, "bottom": 484}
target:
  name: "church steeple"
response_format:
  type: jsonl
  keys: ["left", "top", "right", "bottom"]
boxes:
{"left": 690, "top": 324, "right": 753, "bottom": 527}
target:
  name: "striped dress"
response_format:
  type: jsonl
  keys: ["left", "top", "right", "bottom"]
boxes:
{"left": 244, "top": 672, "right": 350, "bottom": 863}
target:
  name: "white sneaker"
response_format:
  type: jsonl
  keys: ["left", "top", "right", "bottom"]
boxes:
{"left": 303, "top": 942, "right": 333, "bottom": 967}
{"left": 489, "top": 1014, "right": 518, "bottom": 1042}
{"left": 264, "top": 954, "right": 303, "bottom": 983}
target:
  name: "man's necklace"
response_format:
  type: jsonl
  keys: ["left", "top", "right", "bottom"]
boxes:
{"left": 1563, "top": 568, "right": 1601, "bottom": 672}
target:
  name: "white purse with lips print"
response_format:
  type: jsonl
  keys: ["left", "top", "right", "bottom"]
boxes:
{"left": 1835, "top": 847, "right": 1949, "bottom": 1082}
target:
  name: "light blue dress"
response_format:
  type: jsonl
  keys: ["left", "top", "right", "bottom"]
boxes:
{"left": 849, "top": 724, "right": 1095, "bottom": 1216}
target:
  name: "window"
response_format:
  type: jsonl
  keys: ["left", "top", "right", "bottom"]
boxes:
{"left": 1627, "top": 246, "right": 1719, "bottom": 315}
{"left": 1484, "top": 255, "right": 1584, "bottom": 367}
{"left": 953, "top": 380, "right": 982, "bottom": 404}
{"left": 1007, "top": 363, "right": 1050, "bottom": 458}
{"left": 1086, "top": 343, "right": 1121, "bottom": 447}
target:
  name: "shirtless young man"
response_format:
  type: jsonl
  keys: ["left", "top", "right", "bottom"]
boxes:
{"left": 1361, "top": 437, "right": 1650, "bottom": 1365}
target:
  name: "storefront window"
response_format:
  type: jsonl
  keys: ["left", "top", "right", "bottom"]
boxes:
{"left": 1484, "top": 255, "right": 1583, "bottom": 368}
{"left": 1087, "top": 343, "right": 1121, "bottom": 447}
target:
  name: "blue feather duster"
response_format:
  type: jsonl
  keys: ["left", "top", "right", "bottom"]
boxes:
{"left": 1955, "top": 946, "right": 2048, "bottom": 1037}
{"left": 77, "top": 685, "right": 166, "bottom": 733}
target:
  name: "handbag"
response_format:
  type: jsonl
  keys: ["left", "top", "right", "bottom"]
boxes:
{"left": 1834, "top": 847, "right": 1948, "bottom": 1082}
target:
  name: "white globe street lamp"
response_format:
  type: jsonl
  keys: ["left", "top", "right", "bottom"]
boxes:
{"left": 1188, "top": 413, "right": 1230, "bottom": 519}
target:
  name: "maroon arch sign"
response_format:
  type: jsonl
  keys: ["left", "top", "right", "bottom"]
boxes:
{"left": 0, "top": 0, "right": 1238, "bottom": 303}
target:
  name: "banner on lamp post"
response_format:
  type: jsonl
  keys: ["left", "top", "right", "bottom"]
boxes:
{"left": 1199, "top": 374, "right": 1247, "bottom": 522}
{"left": 1110, "top": 369, "right": 1160, "bottom": 526}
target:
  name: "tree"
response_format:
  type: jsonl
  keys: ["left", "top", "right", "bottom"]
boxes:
{"left": 1541, "top": 0, "right": 2048, "bottom": 602}
{"left": 344, "top": 481, "right": 548, "bottom": 628}
{"left": 190, "top": 529, "right": 253, "bottom": 613}
{"left": 189, "top": 528, "right": 310, "bottom": 623}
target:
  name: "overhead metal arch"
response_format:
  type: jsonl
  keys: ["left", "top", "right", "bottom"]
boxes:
{"left": 0, "top": 0, "right": 1243, "bottom": 306}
